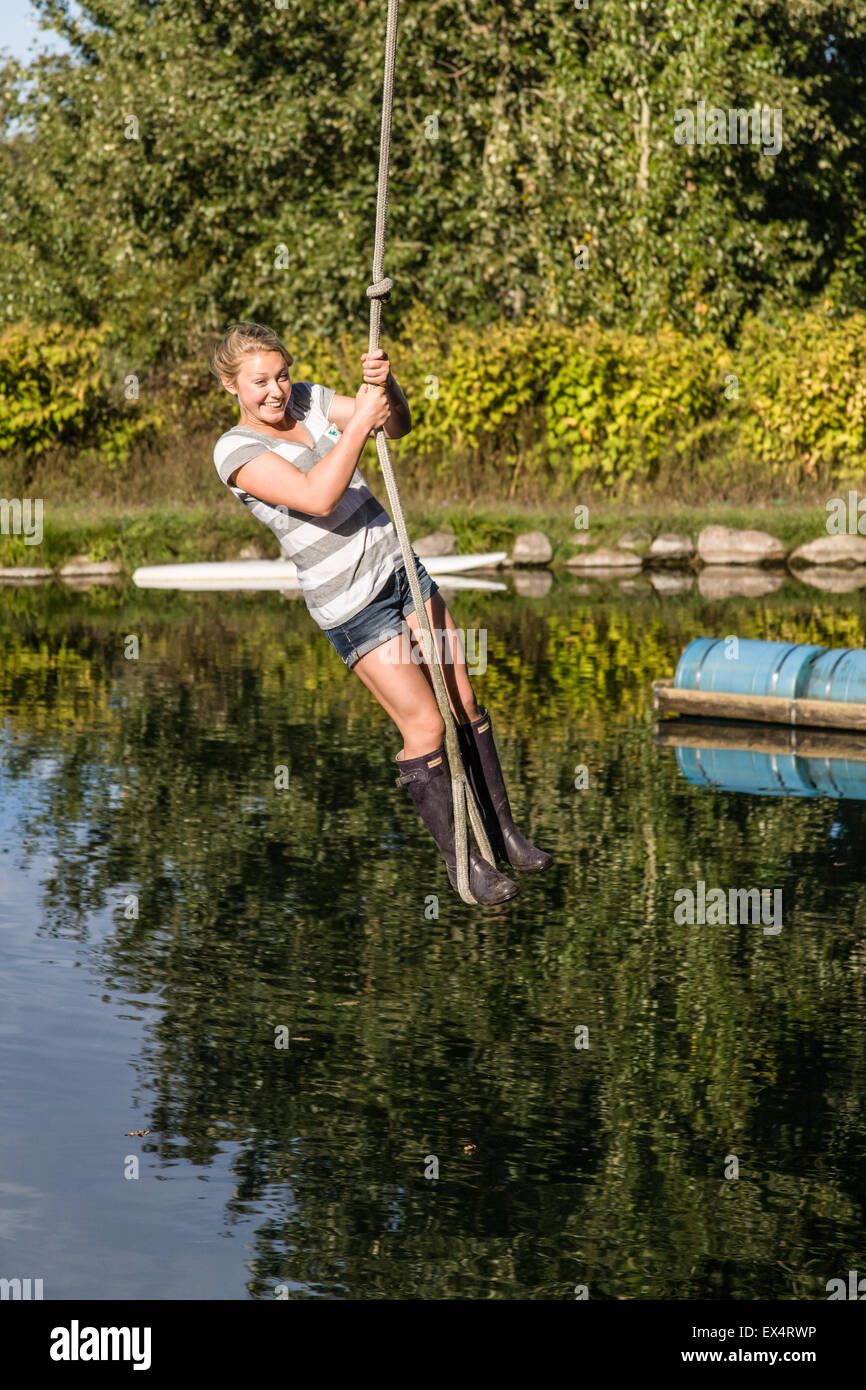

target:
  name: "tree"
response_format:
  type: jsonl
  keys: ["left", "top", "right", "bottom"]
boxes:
{"left": 1, "top": 0, "right": 865, "bottom": 363}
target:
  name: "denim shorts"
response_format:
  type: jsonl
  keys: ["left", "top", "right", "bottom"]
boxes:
{"left": 323, "top": 554, "right": 440, "bottom": 669}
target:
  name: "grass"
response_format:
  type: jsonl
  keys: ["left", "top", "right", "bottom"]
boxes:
{"left": 0, "top": 494, "right": 833, "bottom": 572}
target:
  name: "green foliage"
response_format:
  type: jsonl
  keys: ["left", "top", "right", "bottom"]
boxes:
{"left": 6, "top": 302, "right": 866, "bottom": 499}
{"left": 0, "top": 318, "right": 163, "bottom": 470}
{"left": 2, "top": 1, "right": 866, "bottom": 359}
{"left": 546, "top": 325, "right": 729, "bottom": 484}
{"left": 315, "top": 303, "right": 866, "bottom": 493}
{"left": 738, "top": 308, "right": 866, "bottom": 480}
{"left": 0, "top": 319, "right": 105, "bottom": 452}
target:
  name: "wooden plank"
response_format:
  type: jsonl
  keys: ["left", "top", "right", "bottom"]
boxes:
{"left": 654, "top": 718, "right": 866, "bottom": 762}
{"left": 652, "top": 679, "right": 866, "bottom": 732}
{"left": 796, "top": 698, "right": 866, "bottom": 732}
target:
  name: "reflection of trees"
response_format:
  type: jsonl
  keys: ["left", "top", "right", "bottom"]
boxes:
{"left": 3, "top": 580, "right": 866, "bottom": 1298}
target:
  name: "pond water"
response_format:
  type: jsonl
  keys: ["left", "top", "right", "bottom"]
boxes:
{"left": 1, "top": 573, "right": 865, "bottom": 1300}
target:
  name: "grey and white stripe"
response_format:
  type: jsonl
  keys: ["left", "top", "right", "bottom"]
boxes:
{"left": 213, "top": 381, "right": 404, "bottom": 628}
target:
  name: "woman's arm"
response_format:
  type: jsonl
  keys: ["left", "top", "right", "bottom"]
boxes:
{"left": 381, "top": 371, "right": 412, "bottom": 438}
{"left": 328, "top": 350, "right": 412, "bottom": 438}
{"left": 230, "top": 387, "right": 391, "bottom": 516}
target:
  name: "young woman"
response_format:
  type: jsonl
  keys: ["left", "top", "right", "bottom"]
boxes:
{"left": 211, "top": 322, "right": 552, "bottom": 905}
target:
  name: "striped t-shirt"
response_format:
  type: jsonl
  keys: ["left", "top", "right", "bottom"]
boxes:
{"left": 213, "top": 381, "right": 404, "bottom": 629}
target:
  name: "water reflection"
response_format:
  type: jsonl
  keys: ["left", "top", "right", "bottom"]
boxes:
{"left": 658, "top": 721, "right": 866, "bottom": 800}
{"left": 1, "top": 576, "right": 866, "bottom": 1299}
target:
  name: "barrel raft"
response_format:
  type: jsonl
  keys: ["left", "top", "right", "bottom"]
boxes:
{"left": 654, "top": 637, "right": 866, "bottom": 734}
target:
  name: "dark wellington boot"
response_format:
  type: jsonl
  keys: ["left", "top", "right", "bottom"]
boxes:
{"left": 395, "top": 745, "right": 520, "bottom": 905}
{"left": 456, "top": 708, "right": 553, "bottom": 875}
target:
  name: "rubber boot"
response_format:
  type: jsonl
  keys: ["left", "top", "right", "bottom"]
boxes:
{"left": 456, "top": 707, "right": 553, "bottom": 874}
{"left": 395, "top": 745, "right": 520, "bottom": 905}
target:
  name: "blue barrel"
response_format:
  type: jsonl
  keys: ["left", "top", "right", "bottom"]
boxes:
{"left": 675, "top": 746, "right": 866, "bottom": 801}
{"left": 674, "top": 637, "right": 827, "bottom": 699}
{"left": 804, "top": 648, "right": 866, "bottom": 704}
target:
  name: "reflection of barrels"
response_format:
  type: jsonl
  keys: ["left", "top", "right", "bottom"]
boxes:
{"left": 675, "top": 745, "right": 818, "bottom": 797}
{"left": 675, "top": 637, "right": 827, "bottom": 699}
{"left": 809, "top": 757, "right": 866, "bottom": 799}
{"left": 675, "top": 745, "right": 866, "bottom": 800}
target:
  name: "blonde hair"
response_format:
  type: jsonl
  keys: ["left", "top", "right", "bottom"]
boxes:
{"left": 209, "top": 321, "right": 294, "bottom": 385}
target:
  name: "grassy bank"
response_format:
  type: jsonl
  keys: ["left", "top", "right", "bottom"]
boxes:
{"left": 0, "top": 498, "right": 834, "bottom": 573}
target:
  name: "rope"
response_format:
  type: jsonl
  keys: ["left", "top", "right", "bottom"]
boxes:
{"left": 367, "top": 0, "right": 495, "bottom": 904}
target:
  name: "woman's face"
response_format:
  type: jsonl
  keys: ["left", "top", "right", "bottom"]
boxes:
{"left": 227, "top": 352, "right": 291, "bottom": 425}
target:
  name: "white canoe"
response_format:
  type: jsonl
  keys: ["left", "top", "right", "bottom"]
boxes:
{"left": 133, "top": 553, "right": 507, "bottom": 591}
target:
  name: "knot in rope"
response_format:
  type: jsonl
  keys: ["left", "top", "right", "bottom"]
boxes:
{"left": 366, "top": 277, "right": 393, "bottom": 302}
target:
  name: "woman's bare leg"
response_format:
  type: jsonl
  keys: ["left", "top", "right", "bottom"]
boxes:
{"left": 350, "top": 591, "right": 480, "bottom": 754}
{"left": 404, "top": 590, "right": 481, "bottom": 725}
{"left": 351, "top": 633, "right": 446, "bottom": 759}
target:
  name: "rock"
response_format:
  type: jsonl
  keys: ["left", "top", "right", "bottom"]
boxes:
{"left": 697, "top": 525, "right": 786, "bottom": 566}
{"left": 61, "top": 575, "right": 118, "bottom": 589}
{"left": 413, "top": 528, "right": 456, "bottom": 557}
{"left": 239, "top": 543, "right": 267, "bottom": 560}
{"left": 650, "top": 571, "right": 695, "bottom": 595}
{"left": 0, "top": 566, "right": 54, "bottom": 580}
{"left": 618, "top": 528, "right": 651, "bottom": 551}
{"left": 511, "top": 569, "right": 552, "bottom": 598}
{"left": 697, "top": 566, "right": 784, "bottom": 599}
{"left": 788, "top": 534, "right": 866, "bottom": 567}
{"left": 619, "top": 578, "right": 651, "bottom": 593}
{"left": 571, "top": 533, "right": 591, "bottom": 547}
{"left": 581, "top": 567, "right": 645, "bottom": 583}
{"left": 565, "top": 547, "right": 643, "bottom": 570}
{"left": 648, "top": 532, "right": 695, "bottom": 565}
{"left": 510, "top": 530, "right": 553, "bottom": 565}
{"left": 58, "top": 556, "right": 122, "bottom": 576}
{"left": 795, "top": 565, "right": 866, "bottom": 594}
